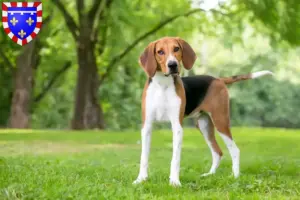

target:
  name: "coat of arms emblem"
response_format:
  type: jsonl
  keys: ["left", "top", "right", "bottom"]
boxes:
{"left": 2, "top": 2, "right": 42, "bottom": 46}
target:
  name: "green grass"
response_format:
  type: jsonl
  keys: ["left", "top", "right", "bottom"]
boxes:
{"left": 0, "top": 127, "right": 300, "bottom": 200}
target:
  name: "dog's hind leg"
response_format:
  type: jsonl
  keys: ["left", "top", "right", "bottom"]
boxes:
{"left": 197, "top": 114, "right": 223, "bottom": 176}
{"left": 210, "top": 89, "right": 240, "bottom": 178}
{"left": 218, "top": 130, "right": 240, "bottom": 178}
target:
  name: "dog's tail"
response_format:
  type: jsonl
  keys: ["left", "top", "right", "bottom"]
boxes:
{"left": 220, "top": 70, "right": 274, "bottom": 85}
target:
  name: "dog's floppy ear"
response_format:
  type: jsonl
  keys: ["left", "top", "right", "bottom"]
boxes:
{"left": 139, "top": 42, "right": 157, "bottom": 77}
{"left": 176, "top": 37, "right": 197, "bottom": 70}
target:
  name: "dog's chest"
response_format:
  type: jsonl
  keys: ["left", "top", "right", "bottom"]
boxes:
{"left": 145, "top": 75, "right": 181, "bottom": 122}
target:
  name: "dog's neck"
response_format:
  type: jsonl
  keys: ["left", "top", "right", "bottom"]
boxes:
{"left": 151, "top": 72, "right": 178, "bottom": 87}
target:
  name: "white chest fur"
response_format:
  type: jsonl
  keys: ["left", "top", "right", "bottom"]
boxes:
{"left": 145, "top": 73, "right": 181, "bottom": 122}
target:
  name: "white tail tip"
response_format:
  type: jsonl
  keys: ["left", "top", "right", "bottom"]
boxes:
{"left": 251, "top": 70, "right": 274, "bottom": 79}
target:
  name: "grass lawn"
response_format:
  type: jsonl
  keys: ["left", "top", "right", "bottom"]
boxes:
{"left": 0, "top": 127, "right": 300, "bottom": 199}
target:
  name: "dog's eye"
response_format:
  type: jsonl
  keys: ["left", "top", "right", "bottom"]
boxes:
{"left": 174, "top": 47, "right": 180, "bottom": 52}
{"left": 158, "top": 50, "right": 164, "bottom": 55}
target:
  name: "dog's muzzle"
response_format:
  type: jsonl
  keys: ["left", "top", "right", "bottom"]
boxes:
{"left": 166, "top": 61, "right": 179, "bottom": 76}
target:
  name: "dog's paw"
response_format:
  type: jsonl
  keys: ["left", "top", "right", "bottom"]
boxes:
{"left": 233, "top": 167, "right": 240, "bottom": 178}
{"left": 200, "top": 172, "right": 215, "bottom": 177}
{"left": 169, "top": 179, "right": 181, "bottom": 187}
{"left": 233, "top": 172, "right": 240, "bottom": 179}
{"left": 133, "top": 176, "right": 147, "bottom": 185}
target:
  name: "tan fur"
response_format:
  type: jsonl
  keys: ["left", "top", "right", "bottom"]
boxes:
{"left": 139, "top": 42, "right": 157, "bottom": 77}
{"left": 139, "top": 37, "right": 197, "bottom": 77}
{"left": 196, "top": 116, "right": 223, "bottom": 156}
{"left": 176, "top": 37, "right": 197, "bottom": 70}
{"left": 220, "top": 74, "right": 252, "bottom": 84}
{"left": 174, "top": 76, "right": 186, "bottom": 125}
{"left": 155, "top": 38, "right": 182, "bottom": 74}
{"left": 141, "top": 79, "right": 150, "bottom": 126}
{"left": 189, "top": 79, "right": 232, "bottom": 139}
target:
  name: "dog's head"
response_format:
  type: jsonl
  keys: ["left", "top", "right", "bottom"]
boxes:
{"left": 139, "top": 37, "right": 197, "bottom": 77}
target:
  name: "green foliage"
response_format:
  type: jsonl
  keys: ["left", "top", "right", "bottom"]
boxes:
{"left": 1, "top": 128, "right": 300, "bottom": 199}
{"left": 31, "top": 15, "right": 76, "bottom": 129}
{"left": 0, "top": 59, "right": 12, "bottom": 126}
{"left": 240, "top": 0, "right": 300, "bottom": 46}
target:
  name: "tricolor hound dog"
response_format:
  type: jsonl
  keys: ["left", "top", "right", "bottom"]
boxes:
{"left": 133, "top": 37, "right": 273, "bottom": 186}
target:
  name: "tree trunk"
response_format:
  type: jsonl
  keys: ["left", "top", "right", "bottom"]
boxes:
{"left": 71, "top": 21, "right": 105, "bottom": 130}
{"left": 9, "top": 40, "right": 39, "bottom": 128}
{"left": 83, "top": 46, "right": 106, "bottom": 129}
{"left": 71, "top": 42, "right": 90, "bottom": 130}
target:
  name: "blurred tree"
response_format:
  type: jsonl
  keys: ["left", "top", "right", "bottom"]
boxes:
{"left": 2, "top": 0, "right": 42, "bottom": 129}
{"left": 8, "top": 38, "right": 39, "bottom": 128}
{"left": 51, "top": 0, "right": 116, "bottom": 130}
{"left": 7, "top": 14, "right": 72, "bottom": 128}
{"left": 0, "top": 1, "right": 72, "bottom": 128}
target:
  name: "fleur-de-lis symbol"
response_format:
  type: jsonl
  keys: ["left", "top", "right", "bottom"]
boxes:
{"left": 26, "top": 17, "right": 34, "bottom": 26}
{"left": 10, "top": 17, "right": 18, "bottom": 26}
{"left": 18, "top": 30, "right": 26, "bottom": 38}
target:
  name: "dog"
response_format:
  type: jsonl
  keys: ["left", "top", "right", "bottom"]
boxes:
{"left": 133, "top": 37, "right": 273, "bottom": 186}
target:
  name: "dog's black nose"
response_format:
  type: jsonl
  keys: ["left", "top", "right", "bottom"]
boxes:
{"left": 168, "top": 61, "right": 178, "bottom": 70}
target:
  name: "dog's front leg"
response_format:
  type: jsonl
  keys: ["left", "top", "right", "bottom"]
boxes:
{"left": 133, "top": 121, "right": 152, "bottom": 184}
{"left": 169, "top": 120, "right": 183, "bottom": 187}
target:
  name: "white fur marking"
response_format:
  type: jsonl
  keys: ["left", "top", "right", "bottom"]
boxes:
{"left": 251, "top": 70, "right": 273, "bottom": 79}
{"left": 169, "top": 121, "right": 183, "bottom": 186}
{"left": 165, "top": 54, "right": 178, "bottom": 74}
{"left": 198, "top": 116, "right": 221, "bottom": 176}
{"left": 145, "top": 72, "right": 181, "bottom": 122}
{"left": 166, "top": 54, "right": 178, "bottom": 64}
{"left": 219, "top": 133, "right": 240, "bottom": 178}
